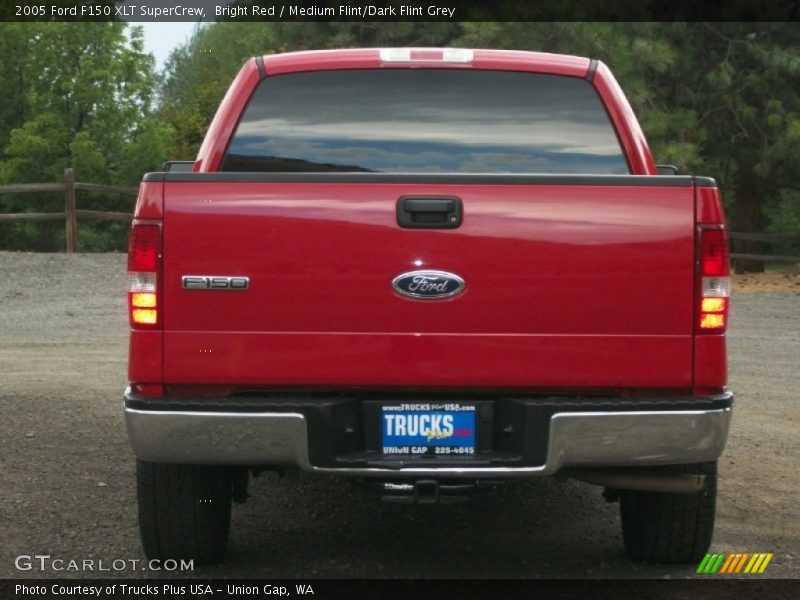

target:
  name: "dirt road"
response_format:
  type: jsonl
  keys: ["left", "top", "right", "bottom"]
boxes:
{"left": 1, "top": 253, "right": 798, "bottom": 578}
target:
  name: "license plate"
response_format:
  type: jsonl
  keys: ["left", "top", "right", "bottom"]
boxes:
{"left": 381, "top": 402, "right": 476, "bottom": 456}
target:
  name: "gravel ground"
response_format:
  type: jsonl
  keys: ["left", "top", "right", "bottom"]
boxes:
{"left": 1, "top": 252, "right": 798, "bottom": 579}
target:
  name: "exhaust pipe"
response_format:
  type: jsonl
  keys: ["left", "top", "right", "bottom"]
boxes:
{"left": 569, "top": 469, "right": 706, "bottom": 494}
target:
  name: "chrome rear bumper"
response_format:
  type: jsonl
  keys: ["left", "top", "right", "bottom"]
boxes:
{"left": 124, "top": 394, "right": 732, "bottom": 477}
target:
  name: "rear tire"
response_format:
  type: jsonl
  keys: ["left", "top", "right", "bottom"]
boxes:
{"left": 620, "top": 462, "right": 717, "bottom": 563}
{"left": 136, "top": 460, "right": 232, "bottom": 565}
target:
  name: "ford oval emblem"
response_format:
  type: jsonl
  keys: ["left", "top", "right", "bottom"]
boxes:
{"left": 392, "top": 270, "right": 466, "bottom": 300}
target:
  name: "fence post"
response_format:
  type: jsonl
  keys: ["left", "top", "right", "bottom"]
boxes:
{"left": 64, "top": 168, "right": 76, "bottom": 253}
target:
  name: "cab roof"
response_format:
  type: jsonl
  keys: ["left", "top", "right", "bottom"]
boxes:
{"left": 259, "top": 48, "right": 592, "bottom": 79}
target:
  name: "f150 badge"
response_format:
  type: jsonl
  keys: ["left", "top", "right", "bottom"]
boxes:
{"left": 392, "top": 270, "right": 465, "bottom": 300}
{"left": 182, "top": 276, "right": 249, "bottom": 290}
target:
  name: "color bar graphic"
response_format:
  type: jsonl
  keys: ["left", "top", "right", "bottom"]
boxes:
{"left": 698, "top": 552, "right": 774, "bottom": 574}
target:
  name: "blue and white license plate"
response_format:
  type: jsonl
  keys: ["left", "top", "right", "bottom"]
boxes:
{"left": 381, "top": 402, "right": 476, "bottom": 455}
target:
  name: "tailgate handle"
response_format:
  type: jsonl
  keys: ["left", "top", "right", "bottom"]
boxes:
{"left": 397, "top": 196, "right": 462, "bottom": 229}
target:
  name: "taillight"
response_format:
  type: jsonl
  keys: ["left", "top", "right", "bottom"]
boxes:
{"left": 128, "top": 223, "right": 161, "bottom": 328}
{"left": 697, "top": 227, "right": 730, "bottom": 333}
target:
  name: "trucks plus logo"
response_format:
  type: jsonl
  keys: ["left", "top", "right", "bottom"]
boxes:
{"left": 696, "top": 552, "right": 773, "bottom": 574}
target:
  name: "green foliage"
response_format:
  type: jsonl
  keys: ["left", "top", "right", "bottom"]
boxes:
{"left": 767, "top": 191, "right": 800, "bottom": 231}
{"left": 76, "top": 221, "right": 129, "bottom": 252}
{"left": 2, "top": 22, "right": 799, "bottom": 258}
{"left": 0, "top": 24, "right": 29, "bottom": 155}
{"left": 1, "top": 113, "right": 71, "bottom": 182}
{"left": 0, "top": 23, "right": 171, "bottom": 251}
{"left": 629, "top": 24, "right": 800, "bottom": 271}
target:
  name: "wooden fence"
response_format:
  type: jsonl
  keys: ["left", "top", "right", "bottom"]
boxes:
{"left": 729, "top": 232, "right": 800, "bottom": 264}
{"left": 0, "top": 168, "right": 137, "bottom": 252}
{"left": 1, "top": 170, "right": 799, "bottom": 263}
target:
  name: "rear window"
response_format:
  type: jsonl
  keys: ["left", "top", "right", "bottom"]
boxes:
{"left": 222, "top": 69, "right": 629, "bottom": 174}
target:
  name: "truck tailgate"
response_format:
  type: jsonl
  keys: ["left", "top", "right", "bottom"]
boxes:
{"left": 161, "top": 178, "right": 696, "bottom": 388}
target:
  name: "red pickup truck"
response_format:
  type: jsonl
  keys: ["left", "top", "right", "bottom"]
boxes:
{"left": 124, "top": 48, "right": 732, "bottom": 566}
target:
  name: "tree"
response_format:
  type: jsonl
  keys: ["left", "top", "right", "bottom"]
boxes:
{"left": 0, "top": 24, "right": 30, "bottom": 156}
{"left": 633, "top": 23, "right": 800, "bottom": 272}
{"left": 0, "top": 23, "right": 172, "bottom": 251}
